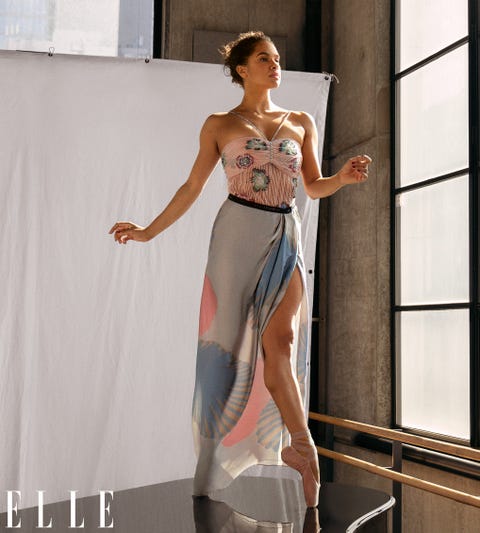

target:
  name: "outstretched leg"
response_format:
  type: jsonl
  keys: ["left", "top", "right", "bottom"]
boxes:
{"left": 261, "top": 266, "right": 320, "bottom": 496}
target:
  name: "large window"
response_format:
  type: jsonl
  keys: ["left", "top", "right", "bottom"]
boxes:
{"left": 394, "top": 0, "right": 479, "bottom": 444}
{"left": 0, "top": 0, "right": 154, "bottom": 58}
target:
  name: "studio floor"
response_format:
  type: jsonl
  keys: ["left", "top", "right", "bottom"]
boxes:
{"left": 0, "top": 476, "right": 394, "bottom": 532}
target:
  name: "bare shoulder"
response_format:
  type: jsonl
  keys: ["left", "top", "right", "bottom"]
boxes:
{"left": 203, "top": 112, "right": 231, "bottom": 128}
{"left": 289, "top": 110, "right": 316, "bottom": 131}
{"left": 200, "top": 112, "right": 232, "bottom": 137}
{"left": 198, "top": 113, "right": 233, "bottom": 155}
{"left": 285, "top": 111, "right": 317, "bottom": 147}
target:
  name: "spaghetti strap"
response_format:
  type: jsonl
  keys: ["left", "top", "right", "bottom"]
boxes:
{"left": 228, "top": 111, "right": 265, "bottom": 139}
{"left": 271, "top": 111, "right": 291, "bottom": 142}
{"left": 228, "top": 110, "right": 291, "bottom": 142}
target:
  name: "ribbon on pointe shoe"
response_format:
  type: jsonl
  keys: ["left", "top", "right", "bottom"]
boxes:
{"left": 289, "top": 429, "right": 320, "bottom": 484}
{"left": 281, "top": 445, "right": 320, "bottom": 507}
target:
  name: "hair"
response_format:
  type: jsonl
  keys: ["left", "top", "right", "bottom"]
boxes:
{"left": 219, "top": 31, "right": 273, "bottom": 87}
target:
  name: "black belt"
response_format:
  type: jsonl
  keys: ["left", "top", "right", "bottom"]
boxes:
{"left": 228, "top": 194, "right": 292, "bottom": 213}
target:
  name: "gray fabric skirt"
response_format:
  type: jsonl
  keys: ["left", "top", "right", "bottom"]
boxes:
{"left": 192, "top": 197, "right": 310, "bottom": 495}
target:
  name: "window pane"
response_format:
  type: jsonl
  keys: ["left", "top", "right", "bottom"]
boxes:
{"left": 0, "top": 0, "right": 153, "bottom": 58}
{"left": 396, "top": 310, "right": 470, "bottom": 440}
{"left": 396, "top": 45, "right": 469, "bottom": 188}
{"left": 396, "top": 176, "right": 469, "bottom": 305}
{"left": 396, "top": 0, "right": 468, "bottom": 72}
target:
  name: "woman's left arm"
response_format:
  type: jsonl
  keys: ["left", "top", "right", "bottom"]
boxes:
{"left": 299, "top": 112, "right": 371, "bottom": 200}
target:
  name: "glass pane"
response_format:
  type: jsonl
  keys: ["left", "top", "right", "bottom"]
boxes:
{"left": 396, "top": 45, "right": 469, "bottom": 188}
{"left": 396, "top": 176, "right": 469, "bottom": 305}
{"left": 0, "top": 0, "right": 153, "bottom": 58}
{"left": 396, "top": 310, "right": 470, "bottom": 440}
{"left": 396, "top": 0, "right": 468, "bottom": 72}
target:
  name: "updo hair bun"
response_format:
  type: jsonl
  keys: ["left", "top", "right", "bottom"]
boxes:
{"left": 219, "top": 31, "right": 272, "bottom": 86}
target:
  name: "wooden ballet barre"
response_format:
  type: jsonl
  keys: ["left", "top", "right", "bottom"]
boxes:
{"left": 309, "top": 412, "right": 480, "bottom": 510}
{"left": 309, "top": 412, "right": 480, "bottom": 463}
{"left": 315, "top": 445, "right": 480, "bottom": 509}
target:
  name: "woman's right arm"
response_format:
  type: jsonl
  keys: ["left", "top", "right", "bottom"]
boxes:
{"left": 110, "top": 115, "right": 220, "bottom": 244}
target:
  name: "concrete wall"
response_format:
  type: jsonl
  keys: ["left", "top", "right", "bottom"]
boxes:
{"left": 320, "top": 0, "right": 391, "bottom": 428}
{"left": 162, "top": 0, "right": 306, "bottom": 71}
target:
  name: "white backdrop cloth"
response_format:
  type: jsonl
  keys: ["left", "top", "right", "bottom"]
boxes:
{"left": 0, "top": 50, "right": 331, "bottom": 510}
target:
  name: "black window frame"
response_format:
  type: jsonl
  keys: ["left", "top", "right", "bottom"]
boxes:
{"left": 391, "top": 0, "right": 480, "bottom": 448}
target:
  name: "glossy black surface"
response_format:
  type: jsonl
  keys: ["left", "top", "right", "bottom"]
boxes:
{"left": 0, "top": 477, "right": 394, "bottom": 532}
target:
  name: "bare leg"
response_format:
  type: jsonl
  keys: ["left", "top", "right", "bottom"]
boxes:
{"left": 262, "top": 266, "right": 307, "bottom": 434}
{"left": 262, "top": 267, "right": 320, "bottom": 487}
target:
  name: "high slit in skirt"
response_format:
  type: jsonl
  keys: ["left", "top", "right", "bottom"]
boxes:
{"left": 191, "top": 197, "right": 310, "bottom": 495}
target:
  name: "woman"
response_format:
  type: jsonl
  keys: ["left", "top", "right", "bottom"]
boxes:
{"left": 109, "top": 31, "right": 371, "bottom": 508}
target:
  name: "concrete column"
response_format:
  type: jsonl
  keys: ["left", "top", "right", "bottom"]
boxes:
{"left": 321, "top": 0, "right": 391, "bottom": 427}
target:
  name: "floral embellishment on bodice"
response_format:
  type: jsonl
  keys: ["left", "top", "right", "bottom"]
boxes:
{"left": 279, "top": 139, "right": 298, "bottom": 156}
{"left": 221, "top": 111, "right": 302, "bottom": 208}
{"left": 250, "top": 169, "right": 270, "bottom": 192}
{"left": 289, "top": 159, "right": 301, "bottom": 172}
{"left": 246, "top": 138, "right": 268, "bottom": 151}
{"left": 236, "top": 153, "right": 254, "bottom": 169}
{"left": 292, "top": 177, "right": 298, "bottom": 197}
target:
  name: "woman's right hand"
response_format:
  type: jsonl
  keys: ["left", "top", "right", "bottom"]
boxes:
{"left": 108, "top": 221, "right": 151, "bottom": 245}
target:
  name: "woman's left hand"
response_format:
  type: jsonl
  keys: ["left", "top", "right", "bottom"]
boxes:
{"left": 337, "top": 154, "right": 372, "bottom": 186}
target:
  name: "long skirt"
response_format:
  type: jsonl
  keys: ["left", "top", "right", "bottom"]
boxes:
{"left": 191, "top": 197, "right": 310, "bottom": 495}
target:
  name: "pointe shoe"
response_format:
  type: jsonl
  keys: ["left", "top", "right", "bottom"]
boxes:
{"left": 289, "top": 429, "right": 320, "bottom": 482}
{"left": 281, "top": 445, "right": 320, "bottom": 507}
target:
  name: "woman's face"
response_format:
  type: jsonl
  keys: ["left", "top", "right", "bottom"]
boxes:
{"left": 238, "top": 40, "right": 281, "bottom": 89}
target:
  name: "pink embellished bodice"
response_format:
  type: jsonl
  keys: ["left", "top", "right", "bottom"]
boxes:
{"left": 221, "top": 111, "right": 302, "bottom": 208}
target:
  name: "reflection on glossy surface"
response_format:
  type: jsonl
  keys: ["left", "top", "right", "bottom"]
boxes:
{"left": 0, "top": 477, "right": 392, "bottom": 532}
{"left": 193, "top": 496, "right": 322, "bottom": 533}
{"left": 302, "top": 508, "right": 321, "bottom": 533}
{"left": 193, "top": 495, "right": 294, "bottom": 532}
